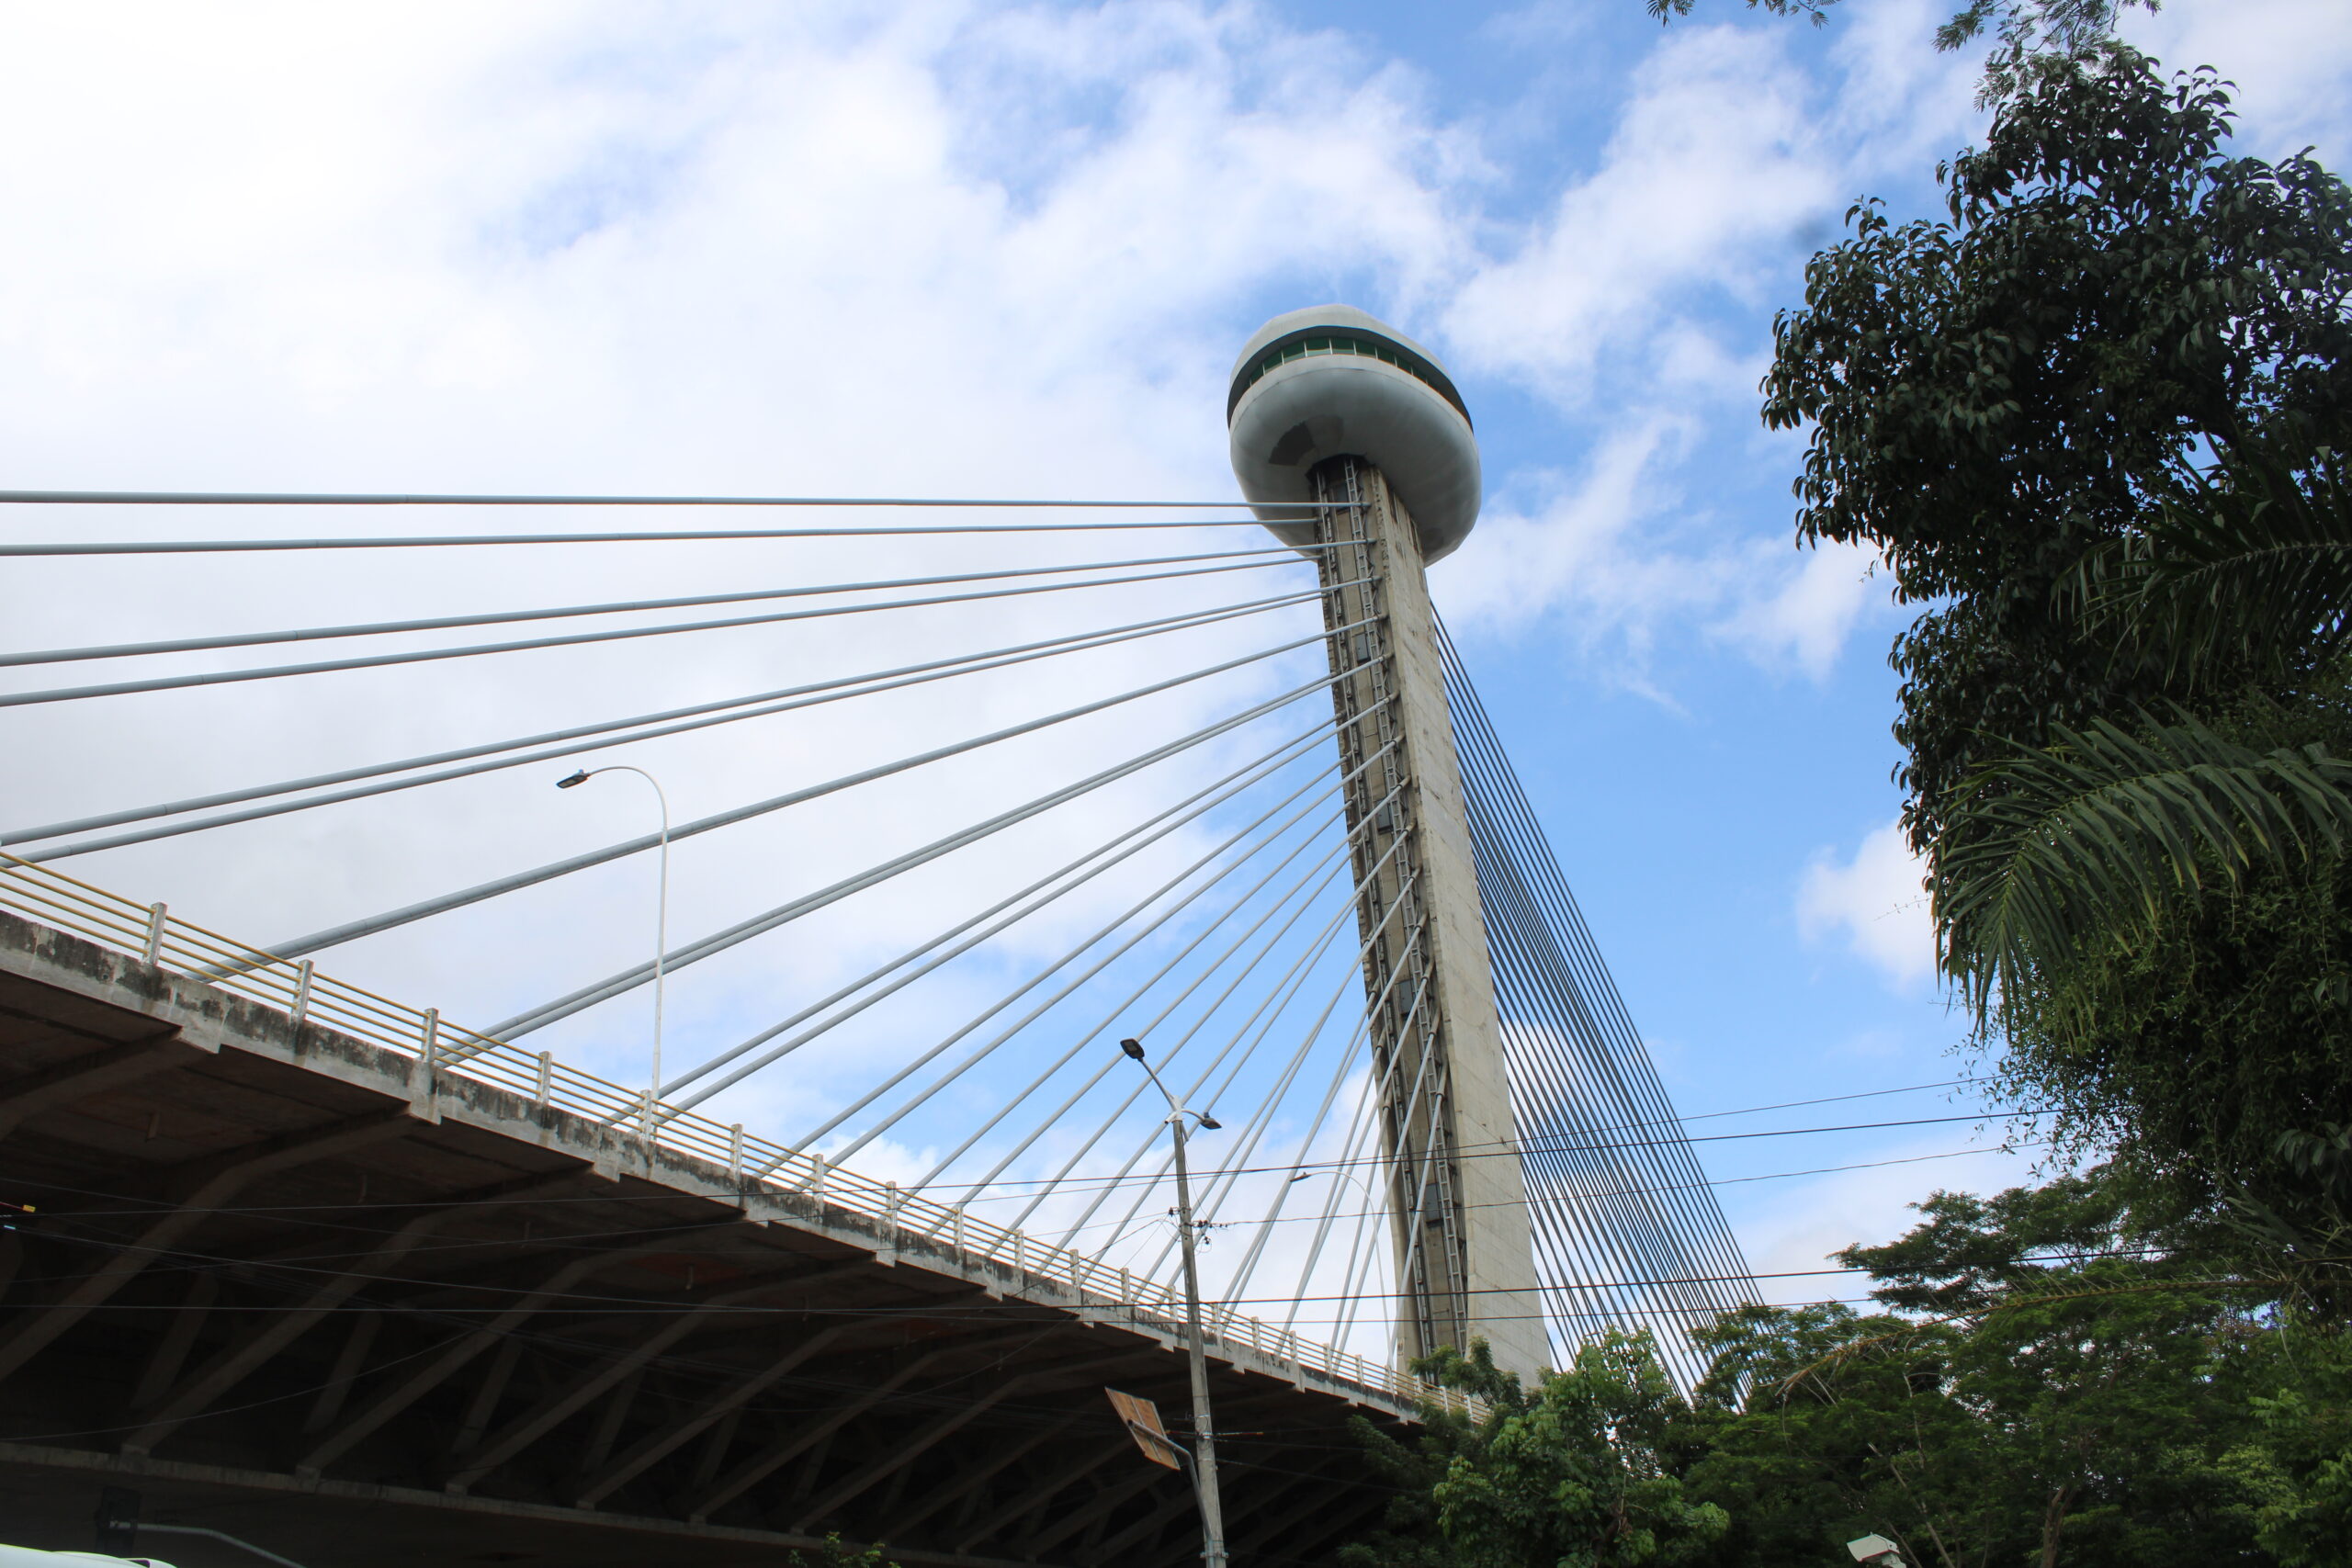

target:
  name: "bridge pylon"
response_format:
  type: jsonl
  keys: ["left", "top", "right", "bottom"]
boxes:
{"left": 1228, "top": 306, "right": 1547, "bottom": 1382}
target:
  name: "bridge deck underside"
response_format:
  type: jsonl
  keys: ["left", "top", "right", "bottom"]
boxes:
{"left": 0, "top": 918, "right": 1400, "bottom": 1568}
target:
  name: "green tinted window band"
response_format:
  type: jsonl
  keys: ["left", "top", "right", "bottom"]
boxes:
{"left": 1227, "top": 326, "right": 1471, "bottom": 428}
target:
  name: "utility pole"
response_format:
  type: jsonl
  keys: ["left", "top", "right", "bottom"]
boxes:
{"left": 1120, "top": 1036, "right": 1227, "bottom": 1568}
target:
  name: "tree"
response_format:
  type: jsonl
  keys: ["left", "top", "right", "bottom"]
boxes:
{"left": 1345, "top": 1337, "right": 1727, "bottom": 1568}
{"left": 1678, "top": 1170, "right": 2279, "bottom": 1568}
{"left": 786, "top": 1536, "right": 901, "bottom": 1568}
{"left": 1645, "top": 1, "right": 2159, "bottom": 99}
{"left": 1759, "top": 43, "right": 2352, "bottom": 1229}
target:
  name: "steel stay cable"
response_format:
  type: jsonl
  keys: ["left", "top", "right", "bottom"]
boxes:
{"left": 1083, "top": 874, "right": 1418, "bottom": 1267}
{"left": 899, "top": 857, "right": 1354, "bottom": 1221}
{"left": 0, "top": 558, "right": 1297, "bottom": 710}
{"left": 1442, "top": 630, "right": 1760, "bottom": 1334}
{"left": 1131, "top": 978, "right": 1350, "bottom": 1285}
{"left": 1031, "top": 829, "right": 1420, "bottom": 1245}
{"left": 7, "top": 592, "right": 1337, "bottom": 863}
{"left": 899, "top": 824, "right": 1360, "bottom": 1201}
{"left": 1023, "top": 896, "right": 1372, "bottom": 1246}
{"left": 1235, "top": 957, "right": 1439, "bottom": 1310}
{"left": 1209, "top": 927, "right": 1439, "bottom": 1294}
{"left": 0, "top": 488, "right": 1340, "bottom": 516}
{"left": 815, "top": 768, "right": 1395, "bottom": 1161}
{"left": 707, "top": 724, "right": 1385, "bottom": 1138}
{"left": 1127, "top": 902, "right": 1396, "bottom": 1269}
{"left": 493, "top": 642, "right": 1382, "bottom": 1043}
{"left": 1160, "top": 957, "right": 1402, "bottom": 1294}
{"left": 804, "top": 801, "right": 1355, "bottom": 1162}
{"left": 922, "top": 778, "right": 1404, "bottom": 1217}
{"left": 1365, "top": 976, "right": 1454, "bottom": 1327}
{"left": 1462, "top": 740, "right": 1742, "bottom": 1317}
{"left": 1462, "top": 852, "right": 1698, "bottom": 1337}
{"left": 0, "top": 545, "right": 1320, "bottom": 669}
{"left": 1274, "top": 1079, "right": 1385, "bottom": 1332}
{"left": 662, "top": 716, "right": 1344, "bottom": 1100}
{"left": 274, "top": 632, "right": 1341, "bottom": 968}
{"left": 1478, "top": 845, "right": 1745, "bottom": 1346}
{"left": 1443, "top": 624, "right": 1742, "bottom": 1268}
{"left": 0, "top": 517, "right": 1297, "bottom": 555}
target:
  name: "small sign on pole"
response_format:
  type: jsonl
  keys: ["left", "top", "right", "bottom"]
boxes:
{"left": 1106, "top": 1388, "right": 1185, "bottom": 1471}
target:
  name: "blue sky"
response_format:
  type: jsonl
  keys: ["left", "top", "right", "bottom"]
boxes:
{"left": 0, "top": 0, "right": 2345, "bottom": 1345}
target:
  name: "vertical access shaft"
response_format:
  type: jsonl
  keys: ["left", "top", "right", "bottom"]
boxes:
{"left": 1309, "top": 456, "right": 1548, "bottom": 1382}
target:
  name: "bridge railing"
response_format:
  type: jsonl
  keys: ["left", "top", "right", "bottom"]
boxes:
{"left": 1, "top": 851, "right": 1475, "bottom": 1419}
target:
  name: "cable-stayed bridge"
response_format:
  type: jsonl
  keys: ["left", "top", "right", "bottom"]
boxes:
{"left": 0, "top": 307, "right": 1757, "bottom": 1567}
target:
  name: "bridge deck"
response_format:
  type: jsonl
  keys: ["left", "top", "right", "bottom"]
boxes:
{"left": 0, "top": 908, "right": 1419, "bottom": 1567}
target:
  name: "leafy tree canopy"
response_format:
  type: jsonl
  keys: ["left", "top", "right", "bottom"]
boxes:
{"left": 1345, "top": 1337, "right": 1726, "bottom": 1568}
{"left": 1758, "top": 42, "right": 2352, "bottom": 1236}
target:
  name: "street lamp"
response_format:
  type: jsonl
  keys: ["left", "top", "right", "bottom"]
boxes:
{"left": 1118, "top": 1035, "right": 1227, "bottom": 1568}
{"left": 558, "top": 766, "right": 671, "bottom": 1120}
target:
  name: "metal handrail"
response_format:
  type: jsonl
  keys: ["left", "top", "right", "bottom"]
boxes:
{"left": 0, "top": 852, "right": 1473, "bottom": 1418}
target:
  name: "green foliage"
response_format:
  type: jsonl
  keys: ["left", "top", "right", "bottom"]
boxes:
{"left": 1763, "top": 47, "right": 2352, "bottom": 852}
{"left": 785, "top": 1535, "right": 900, "bottom": 1568}
{"left": 1936, "top": 707, "right": 2352, "bottom": 1016}
{"left": 1680, "top": 1170, "right": 2281, "bottom": 1568}
{"left": 1344, "top": 1336, "right": 1725, "bottom": 1568}
{"left": 1760, "top": 33, "right": 2352, "bottom": 1262}
{"left": 2252, "top": 1325, "right": 2352, "bottom": 1565}
{"left": 1433, "top": 1335, "right": 1727, "bottom": 1568}
{"left": 1647, "top": 1, "right": 2163, "bottom": 106}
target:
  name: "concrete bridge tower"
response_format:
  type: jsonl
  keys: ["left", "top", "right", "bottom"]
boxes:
{"left": 1227, "top": 306, "right": 1547, "bottom": 1382}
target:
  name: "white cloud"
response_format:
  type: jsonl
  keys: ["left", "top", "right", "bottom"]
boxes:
{"left": 1798, "top": 818, "right": 1937, "bottom": 988}
{"left": 1442, "top": 22, "right": 1835, "bottom": 404}
{"left": 1713, "top": 539, "right": 1884, "bottom": 679}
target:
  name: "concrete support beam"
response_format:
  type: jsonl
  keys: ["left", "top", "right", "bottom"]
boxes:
{"left": 123, "top": 1168, "right": 584, "bottom": 1456}
{"left": 687, "top": 1338, "right": 989, "bottom": 1523}
{"left": 296, "top": 1241, "right": 679, "bottom": 1474}
{"left": 1310, "top": 455, "right": 1545, "bottom": 1381}
{"left": 888, "top": 1416, "right": 1078, "bottom": 1538}
{"left": 1090, "top": 1482, "right": 1201, "bottom": 1562}
{"left": 953, "top": 1444, "right": 1120, "bottom": 1553}
{"left": 790, "top": 1349, "right": 1143, "bottom": 1534}
{"left": 0, "top": 1107, "right": 413, "bottom": 1382}
{"left": 571, "top": 1325, "right": 853, "bottom": 1508}
{"left": 0, "top": 1032, "right": 187, "bottom": 1141}
{"left": 1015, "top": 1470, "right": 1165, "bottom": 1560}
{"left": 443, "top": 1261, "right": 866, "bottom": 1495}
{"left": 786, "top": 1377, "right": 1030, "bottom": 1531}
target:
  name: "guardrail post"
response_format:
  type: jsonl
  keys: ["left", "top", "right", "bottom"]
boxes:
{"left": 288, "top": 960, "right": 314, "bottom": 1029}
{"left": 141, "top": 903, "right": 167, "bottom": 966}
{"left": 533, "top": 1051, "right": 552, "bottom": 1110}
{"left": 808, "top": 1152, "right": 827, "bottom": 1199}
{"left": 1012, "top": 1230, "right": 1025, "bottom": 1288}
{"left": 728, "top": 1123, "right": 744, "bottom": 1182}
{"left": 951, "top": 1206, "right": 966, "bottom": 1266}
{"left": 878, "top": 1181, "right": 900, "bottom": 1266}
{"left": 411, "top": 1009, "right": 441, "bottom": 1122}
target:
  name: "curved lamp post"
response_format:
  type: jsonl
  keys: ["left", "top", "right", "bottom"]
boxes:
{"left": 1118, "top": 1035, "right": 1227, "bottom": 1568}
{"left": 558, "top": 766, "right": 670, "bottom": 1122}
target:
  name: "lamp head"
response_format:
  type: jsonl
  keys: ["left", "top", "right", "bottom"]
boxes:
{"left": 556, "top": 770, "right": 591, "bottom": 789}
{"left": 1119, "top": 1037, "right": 1147, "bottom": 1061}
{"left": 1196, "top": 1113, "right": 1222, "bottom": 1131}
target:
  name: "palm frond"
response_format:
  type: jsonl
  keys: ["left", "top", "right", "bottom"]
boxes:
{"left": 1936, "top": 712, "right": 2352, "bottom": 1011}
{"left": 2076, "top": 433, "right": 2352, "bottom": 689}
